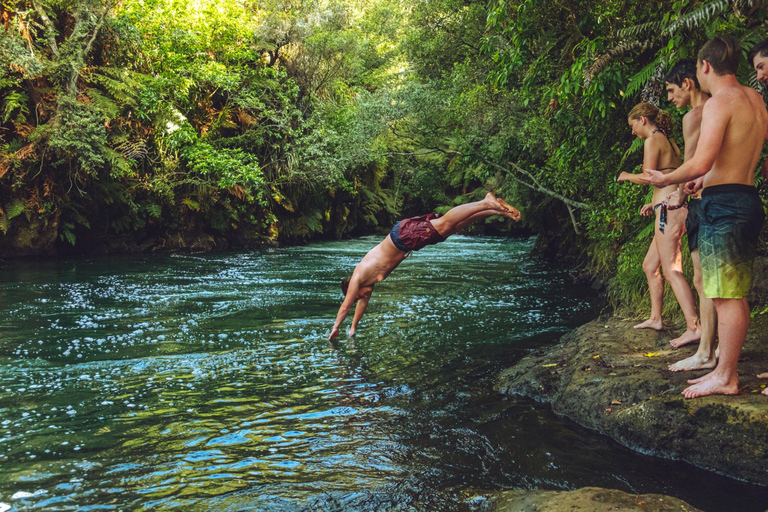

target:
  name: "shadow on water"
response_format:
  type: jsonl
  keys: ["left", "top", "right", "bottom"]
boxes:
{"left": 0, "top": 236, "right": 766, "bottom": 511}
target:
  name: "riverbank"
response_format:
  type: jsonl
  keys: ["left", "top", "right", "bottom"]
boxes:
{"left": 497, "top": 314, "right": 768, "bottom": 486}
{"left": 488, "top": 486, "right": 700, "bottom": 511}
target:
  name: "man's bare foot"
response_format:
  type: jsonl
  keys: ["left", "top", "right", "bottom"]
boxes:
{"left": 497, "top": 198, "right": 522, "bottom": 221}
{"left": 763, "top": 387, "right": 768, "bottom": 396}
{"left": 484, "top": 192, "right": 502, "bottom": 209}
{"left": 668, "top": 353, "right": 717, "bottom": 372}
{"left": 633, "top": 318, "right": 663, "bottom": 330}
{"left": 669, "top": 328, "right": 701, "bottom": 348}
{"left": 757, "top": 372, "right": 768, "bottom": 379}
{"left": 687, "top": 370, "right": 716, "bottom": 384}
{"left": 682, "top": 374, "right": 738, "bottom": 398}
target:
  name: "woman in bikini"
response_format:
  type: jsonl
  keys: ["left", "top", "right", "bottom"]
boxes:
{"left": 618, "top": 102, "right": 700, "bottom": 347}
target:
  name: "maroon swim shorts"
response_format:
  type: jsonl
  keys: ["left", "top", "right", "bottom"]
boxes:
{"left": 389, "top": 213, "right": 445, "bottom": 252}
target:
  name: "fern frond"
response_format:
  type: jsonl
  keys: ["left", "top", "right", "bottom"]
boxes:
{"left": 625, "top": 57, "right": 662, "bottom": 98}
{"left": 617, "top": 20, "right": 664, "bottom": 40}
{"left": 3, "top": 91, "right": 30, "bottom": 123}
{"left": 86, "top": 88, "right": 121, "bottom": 120}
{"left": 584, "top": 41, "right": 653, "bottom": 87}
{"left": 666, "top": 0, "right": 731, "bottom": 34}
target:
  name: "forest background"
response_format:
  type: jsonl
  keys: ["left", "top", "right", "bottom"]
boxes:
{"left": 1, "top": 0, "right": 767, "bottom": 317}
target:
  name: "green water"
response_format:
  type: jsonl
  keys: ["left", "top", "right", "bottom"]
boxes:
{"left": 0, "top": 236, "right": 766, "bottom": 511}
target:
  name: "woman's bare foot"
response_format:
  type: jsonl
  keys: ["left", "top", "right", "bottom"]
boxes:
{"left": 497, "top": 198, "right": 521, "bottom": 221}
{"left": 668, "top": 353, "right": 717, "bottom": 372}
{"left": 633, "top": 318, "right": 663, "bottom": 330}
{"left": 669, "top": 328, "right": 701, "bottom": 348}
{"left": 682, "top": 374, "right": 738, "bottom": 398}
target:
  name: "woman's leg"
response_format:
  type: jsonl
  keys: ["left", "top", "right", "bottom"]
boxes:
{"left": 635, "top": 234, "right": 664, "bottom": 330}
{"left": 656, "top": 209, "right": 700, "bottom": 347}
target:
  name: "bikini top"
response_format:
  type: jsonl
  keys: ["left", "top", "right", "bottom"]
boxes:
{"left": 652, "top": 128, "right": 680, "bottom": 173}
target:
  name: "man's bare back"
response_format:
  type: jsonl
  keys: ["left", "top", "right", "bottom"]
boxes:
{"left": 700, "top": 84, "right": 768, "bottom": 187}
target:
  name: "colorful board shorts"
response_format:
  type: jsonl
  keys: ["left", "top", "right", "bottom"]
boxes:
{"left": 389, "top": 213, "right": 445, "bottom": 252}
{"left": 699, "top": 184, "right": 764, "bottom": 299}
{"left": 685, "top": 198, "right": 701, "bottom": 252}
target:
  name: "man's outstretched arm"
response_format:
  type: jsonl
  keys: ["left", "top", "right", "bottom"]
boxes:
{"left": 330, "top": 278, "right": 360, "bottom": 340}
{"left": 349, "top": 294, "right": 370, "bottom": 336}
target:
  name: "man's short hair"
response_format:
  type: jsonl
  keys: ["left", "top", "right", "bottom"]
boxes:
{"left": 748, "top": 39, "right": 768, "bottom": 67}
{"left": 665, "top": 59, "right": 700, "bottom": 89}
{"left": 341, "top": 274, "right": 352, "bottom": 296}
{"left": 698, "top": 36, "right": 741, "bottom": 76}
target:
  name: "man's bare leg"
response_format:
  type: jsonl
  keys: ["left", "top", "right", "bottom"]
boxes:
{"left": 670, "top": 250, "right": 717, "bottom": 371}
{"left": 634, "top": 236, "right": 664, "bottom": 330}
{"left": 430, "top": 193, "right": 517, "bottom": 237}
{"left": 655, "top": 211, "right": 701, "bottom": 347}
{"left": 682, "top": 297, "right": 747, "bottom": 398}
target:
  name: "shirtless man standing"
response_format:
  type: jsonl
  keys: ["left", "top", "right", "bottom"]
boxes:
{"left": 643, "top": 36, "right": 768, "bottom": 398}
{"left": 749, "top": 39, "right": 768, "bottom": 395}
{"left": 329, "top": 193, "right": 520, "bottom": 340}
{"left": 663, "top": 59, "right": 718, "bottom": 371}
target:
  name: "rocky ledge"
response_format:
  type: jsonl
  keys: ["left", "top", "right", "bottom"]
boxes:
{"left": 489, "top": 486, "right": 700, "bottom": 511}
{"left": 497, "top": 315, "right": 768, "bottom": 486}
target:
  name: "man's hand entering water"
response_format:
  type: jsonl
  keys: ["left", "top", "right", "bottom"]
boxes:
{"left": 329, "top": 326, "right": 340, "bottom": 340}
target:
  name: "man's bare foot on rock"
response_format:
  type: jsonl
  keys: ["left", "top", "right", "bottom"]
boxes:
{"left": 687, "top": 371, "right": 716, "bottom": 384}
{"left": 668, "top": 353, "right": 717, "bottom": 372}
{"left": 757, "top": 372, "right": 768, "bottom": 379}
{"left": 497, "top": 198, "right": 522, "bottom": 221}
{"left": 763, "top": 387, "right": 768, "bottom": 396}
{"left": 669, "top": 328, "right": 701, "bottom": 348}
{"left": 682, "top": 374, "right": 738, "bottom": 398}
{"left": 633, "top": 318, "right": 663, "bottom": 330}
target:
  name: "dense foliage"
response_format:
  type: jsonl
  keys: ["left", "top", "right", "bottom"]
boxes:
{"left": 2, "top": 0, "right": 768, "bottom": 315}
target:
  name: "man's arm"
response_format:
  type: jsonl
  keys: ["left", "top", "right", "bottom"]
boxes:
{"left": 349, "top": 294, "right": 370, "bottom": 336}
{"left": 671, "top": 111, "right": 703, "bottom": 205}
{"left": 642, "top": 99, "right": 728, "bottom": 186}
{"left": 330, "top": 278, "right": 360, "bottom": 340}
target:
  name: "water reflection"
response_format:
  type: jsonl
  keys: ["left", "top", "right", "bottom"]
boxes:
{"left": 0, "top": 236, "right": 766, "bottom": 510}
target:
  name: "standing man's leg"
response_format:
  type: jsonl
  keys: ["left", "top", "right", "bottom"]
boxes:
{"left": 683, "top": 297, "right": 746, "bottom": 397}
{"left": 669, "top": 248, "right": 718, "bottom": 371}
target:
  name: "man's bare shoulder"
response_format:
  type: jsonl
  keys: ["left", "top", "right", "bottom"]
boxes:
{"left": 683, "top": 106, "right": 703, "bottom": 126}
{"left": 700, "top": 93, "right": 734, "bottom": 119}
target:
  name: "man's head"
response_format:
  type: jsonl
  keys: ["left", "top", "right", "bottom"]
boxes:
{"left": 749, "top": 39, "right": 768, "bottom": 85}
{"left": 341, "top": 275, "right": 373, "bottom": 301}
{"left": 696, "top": 36, "right": 741, "bottom": 92}
{"left": 665, "top": 59, "right": 699, "bottom": 108}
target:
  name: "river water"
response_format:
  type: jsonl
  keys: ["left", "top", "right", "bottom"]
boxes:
{"left": 1, "top": 236, "right": 766, "bottom": 511}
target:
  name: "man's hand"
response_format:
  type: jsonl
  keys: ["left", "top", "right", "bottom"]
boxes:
{"left": 329, "top": 326, "right": 340, "bottom": 340}
{"left": 348, "top": 326, "right": 356, "bottom": 337}
{"left": 640, "top": 203, "right": 654, "bottom": 216}
{"left": 640, "top": 169, "right": 667, "bottom": 187}
{"left": 683, "top": 177, "right": 704, "bottom": 196}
